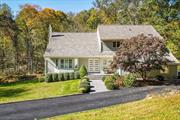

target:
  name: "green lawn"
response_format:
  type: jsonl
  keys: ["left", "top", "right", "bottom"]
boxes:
{"left": 49, "top": 93, "right": 180, "bottom": 120}
{"left": 0, "top": 79, "right": 80, "bottom": 103}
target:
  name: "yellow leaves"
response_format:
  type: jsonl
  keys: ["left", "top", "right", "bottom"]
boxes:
{"left": 42, "top": 8, "right": 55, "bottom": 14}
{"left": 26, "top": 20, "right": 33, "bottom": 27}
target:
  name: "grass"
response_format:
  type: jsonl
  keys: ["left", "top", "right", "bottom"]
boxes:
{"left": 0, "top": 79, "right": 80, "bottom": 103}
{"left": 48, "top": 92, "right": 180, "bottom": 120}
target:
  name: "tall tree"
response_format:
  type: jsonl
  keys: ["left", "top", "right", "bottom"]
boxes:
{"left": 16, "top": 4, "right": 39, "bottom": 73}
{"left": 0, "top": 3, "right": 18, "bottom": 74}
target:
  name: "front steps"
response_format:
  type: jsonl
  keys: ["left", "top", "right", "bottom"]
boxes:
{"left": 88, "top": 74, "right": 105, "bottom": 80}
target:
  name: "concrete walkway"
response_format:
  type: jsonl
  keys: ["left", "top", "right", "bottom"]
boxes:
{"left": 90, "top": 80, "right": 109, "bottom": 93}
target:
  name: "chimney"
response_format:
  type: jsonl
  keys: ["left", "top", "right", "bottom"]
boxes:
{"left": 48, "top": 24, "right": 52, "bottom": 40}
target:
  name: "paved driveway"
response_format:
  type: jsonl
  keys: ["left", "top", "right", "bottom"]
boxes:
{"left": 0, "top": 86, "right": 179, "bottom": 120}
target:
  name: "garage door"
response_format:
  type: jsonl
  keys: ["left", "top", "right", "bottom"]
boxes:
{"left": 88, "top": 59, "right": 100, "bottom": 73}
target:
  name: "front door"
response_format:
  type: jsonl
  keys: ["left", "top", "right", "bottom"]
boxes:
{"left": 88, "top": 59, "right": 100, "bottom": 73}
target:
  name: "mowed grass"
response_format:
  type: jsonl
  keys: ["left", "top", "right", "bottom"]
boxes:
{"left": 49, "top": 93, "right": 180, "bottom": 120}
{"left": 0, "top": 79, "right": 80, "bottom": 103}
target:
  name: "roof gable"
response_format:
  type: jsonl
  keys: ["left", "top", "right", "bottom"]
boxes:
{"left": 98, "top": 25, "right": 163, "bottom": 40}
{"left": 44, "top": 32, "right": 102, "bottom": 57}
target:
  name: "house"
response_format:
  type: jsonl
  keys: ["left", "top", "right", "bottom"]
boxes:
{"left": 44, "top": 25, "right": 180, "bottom": 79}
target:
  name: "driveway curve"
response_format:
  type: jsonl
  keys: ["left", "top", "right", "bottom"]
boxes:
{"left": 0, "top": 86, "right": 179, "bottom": 120}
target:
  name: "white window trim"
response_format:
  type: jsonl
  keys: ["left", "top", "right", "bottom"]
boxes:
{"left": 59, "top": 58, "right": 74, "bottom": 70}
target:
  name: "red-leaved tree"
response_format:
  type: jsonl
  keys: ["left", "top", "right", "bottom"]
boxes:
{"left": 111, "top": 34, "right": 169, "bottom": 80}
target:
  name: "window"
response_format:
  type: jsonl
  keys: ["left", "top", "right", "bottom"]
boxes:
{"left": 60, "top": 59, "right": 64, "bottom": 68}
{"left": 113, "top": 42, "right": 116, "bottom": 47}
{"left": 55, "top": 59, "right": 58, "bottom": 67}
{"left": 69, "top": 59, "right": 73, "bottom": 69}
{"left": 113, "top": 41, "right": 120, "bottom": 48}
{"left": 65, "top": 59, "right": 69, "bottom": 69}
{"left": 117, "top": 42, "right": 120, "bottom": 47}
{"left": 60, "top": 59, "right": 73, "bottom": 69}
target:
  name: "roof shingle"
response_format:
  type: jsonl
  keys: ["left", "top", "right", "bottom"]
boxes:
{"left": 98, "top": 25, "right": 163, "bottom": 40}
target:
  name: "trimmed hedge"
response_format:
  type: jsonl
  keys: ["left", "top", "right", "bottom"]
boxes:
{"left": 74, "top": 71, "right": 80, "bottom": 79}
{"left": 46, "top": 74, "right": 53, "bottom": 82}
{"left": 46, "top": 72, "right": 80, "bottom": 82}
{"left": 69, "top": 72, "right": 74, "bottom": 80}
{"left": 82, "top": 76, "right": 90, "bottom": 82}
{"left": 79, "top": 77, "right": 90, "bottom": 93}
{"left": 106, "top": 82, "right": 115, "bottom": 90}
{"left": 58, "top": 73, "right": 64, "bottom": 81}
{"left": 53, "top": 73, "right": 59, "bottom": 82}
{"left": 104, "top": 76, "right": 116, "bottom": 90}
{"left": 79, "top": 65, "right": 87, "bottom": 78}
{"left": 64, "top": 73, "right": 70, "bottom": 80}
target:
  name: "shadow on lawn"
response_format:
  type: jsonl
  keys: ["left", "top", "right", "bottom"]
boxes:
{"left": 134, "top": 79, "right": 180, "bottom": 87}
{"left": 0, "top": 79, "right": 39, "bottom": 87}
{"left": 0, "top": 88, "right": 28, "bottom": 97}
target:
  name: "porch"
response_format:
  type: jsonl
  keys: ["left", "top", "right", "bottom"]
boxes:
{"left": 44, "top": 57, "right": 116, "bottom": 75}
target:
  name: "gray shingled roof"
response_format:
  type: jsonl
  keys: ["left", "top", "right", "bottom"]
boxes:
{"left": 44, "top": 32, "right": 103, "bottom": 57}
{"left": 44, "top": 25, "right": 179, "bottom": 63}
{"left": 98, "top": 25, "right": 163, "bottom": 40}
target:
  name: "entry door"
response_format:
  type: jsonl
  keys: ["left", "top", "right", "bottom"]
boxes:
{"left": 88, "top": 59, "right": 100, "bottom": 73}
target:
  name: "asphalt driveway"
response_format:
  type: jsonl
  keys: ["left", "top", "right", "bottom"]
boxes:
{"left": 0, "top": 85, "right": 179, "bottom": 120}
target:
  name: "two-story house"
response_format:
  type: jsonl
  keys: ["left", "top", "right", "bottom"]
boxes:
{"left": 44, "top": 25, "right": 180, "bottom": 79}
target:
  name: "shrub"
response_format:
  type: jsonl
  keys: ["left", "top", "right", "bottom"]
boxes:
{"left": 114, "top": 76, "right": 124, "bottom": 89}
{"left": 123, "top": 74, "right": 136, "bottom": 87}
{"left": 156, "top": 75, "right": 164, "bottom": 81}
{"left": 104, "top": 76, "right": 116, "bottom": 90}
{"left": 102, "top": 76, "right": 106, "bottom": 81}
{"left": 69, "top": 72, "right": 74, "bottom": 80}
{"left": 58, "top": 73, "right": 64, "bottom": 81}
{"left": 104, "top": 76, "right": 115, "bottom": 85}
{"left": 46, "top": 74, "right": 53, "bottom": 82}
{"left": 79, "top": 84, "right": 90, "bottom": 93}
{"left": 81, "top": 76, "right": 90, "bottom": 82}
{"left": 79, "top": 87, "right": 88, "bottom": 93}
{"left": 74, "top": 71, "right": 80, "bottom": 79}
{"left": 106, "top": 82, "right": 115, "bottom": 90}
{"left": 38, "top": 76, "right": 45, "bottom": 82}
{"left": 64, "top": 73, "right": 70, "bottom": 80}
{"left": 79, "top": 77, "right": 90, "bottom": 93}
{"left": 53, "top": 73, "right": 59, "bottom": 82}
{"left": 80, "top": 79, "right": 90, "bottom": 85}
{"left": 112, "top": 73, "right": 120, "bottom": 80}
{"left": 79, "top": 65, "right": 87, "bottom": 78}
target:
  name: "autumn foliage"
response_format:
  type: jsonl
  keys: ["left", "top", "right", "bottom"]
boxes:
{"left": 111, "top": 34, "right": 169, "bottom": 80}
